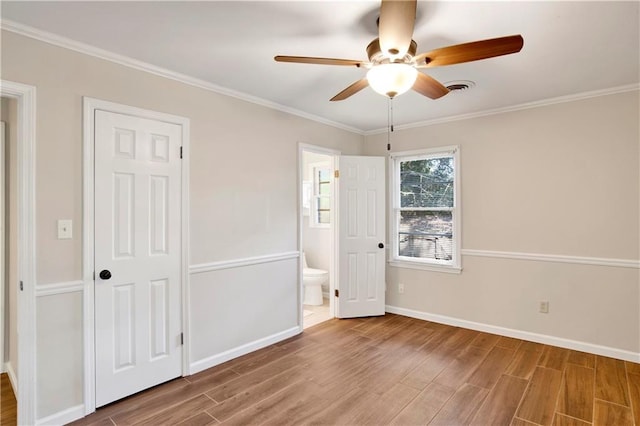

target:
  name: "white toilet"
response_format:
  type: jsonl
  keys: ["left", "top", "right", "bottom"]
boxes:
{"left": 302, "top": 253, "right": 328, "bottom": 306}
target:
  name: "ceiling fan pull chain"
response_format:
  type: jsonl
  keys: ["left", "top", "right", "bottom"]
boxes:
{"left": 387, "top": 97, "right": 392, "bottom": 151}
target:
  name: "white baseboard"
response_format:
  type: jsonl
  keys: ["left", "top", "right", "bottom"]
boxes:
{"left": 36, "top": 404, "right": 85, "bottom": 426}
{"left": 189, "top": 326, "right": 301, "bottom": 375}
{"left": 5, "top": 361, "right": 17, "bottom": 394}
{"left": 386, "top": 305, "right": 640, "bottom": 363}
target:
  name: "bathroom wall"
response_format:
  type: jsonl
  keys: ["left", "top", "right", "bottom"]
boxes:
{"left": 302, "top": 151, "right": 333, "bottom": 295}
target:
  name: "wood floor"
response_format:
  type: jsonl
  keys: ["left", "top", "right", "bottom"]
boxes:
{"left": 63, "top": 314, "right": 639, "bottom": 425}
{"left": 1, "top": 373, "right": 17, "bottom": 425}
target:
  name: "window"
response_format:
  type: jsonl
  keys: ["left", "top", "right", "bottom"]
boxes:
{"left": 390, "top": 147, "right": 461, "bottom": 272}
{"left": 311, "top": 164, "right": 331, "bottom": 227}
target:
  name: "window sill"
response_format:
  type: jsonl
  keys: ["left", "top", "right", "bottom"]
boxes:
{"left": 388, "top": 260, "right": 462, "bottom": 274}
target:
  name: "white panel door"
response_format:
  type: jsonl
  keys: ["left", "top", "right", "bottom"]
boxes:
{"left": 337, "top": 156, "right": 386, "bottom": 318}
{"left": 95, "top": 110, "right": 182, "bottom": 407}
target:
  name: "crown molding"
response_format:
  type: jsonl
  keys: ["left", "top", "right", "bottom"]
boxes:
{"left": 364, "top": 83, "right": 640, "bottom": 135}
{"left": 3, "top": 19, "right": 638, "bottom": 137}
{"left": 1, "top": 19, "right": 364, "bottom": 135}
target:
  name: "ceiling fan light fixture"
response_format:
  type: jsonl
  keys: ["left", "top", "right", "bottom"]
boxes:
{"left": 367, "top": 63, "right": 418, "bottom": 98}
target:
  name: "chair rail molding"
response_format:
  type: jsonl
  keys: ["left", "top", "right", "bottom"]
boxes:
{"left": 461, "top": 249, "right": 640, "bottom": 269}
{"left": 189, "top": 251, "right": 300, "bottom": 275}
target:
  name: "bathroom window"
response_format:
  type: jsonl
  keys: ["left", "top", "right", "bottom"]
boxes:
{"left": 389, "top": 146, "right": 461, "bottom": 272}
{"left": 311, "top": 164, "right": 331, "bottom": 228}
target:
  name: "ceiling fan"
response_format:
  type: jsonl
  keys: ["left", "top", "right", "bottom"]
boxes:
{"left": 274, "top": 0, "right": 523, "bottom": 102}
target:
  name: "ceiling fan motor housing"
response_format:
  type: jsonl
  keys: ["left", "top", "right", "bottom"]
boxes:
{"left": 367, "top": 38, "right": 418, "bottom": 64}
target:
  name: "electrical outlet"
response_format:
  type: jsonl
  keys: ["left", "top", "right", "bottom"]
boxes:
{"left": 539, "top": 301, "right": 549, "bottom": 314}
{"left": 398, "top": 283, "right": 405, "bottom": 294}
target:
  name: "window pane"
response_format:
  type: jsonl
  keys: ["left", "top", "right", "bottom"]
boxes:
{"left": 398, "top": 211, "right": 453, "bottom": 260}
{"left": 318, "top": 182, "right": 330, "bottom": 196}
{"left": 318, "top": 197, "right": 330, "bottom": 210}
{"left": 400, "top": 157, "right": 454, "bottom": 208}
{"left": 318, "top": 210, "right": 330, "bottom": 224}
{"left": 318, "top": 169, "right": 331, "bottom": 181}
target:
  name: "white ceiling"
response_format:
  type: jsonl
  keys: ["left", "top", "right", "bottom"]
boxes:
{"left": 2, "top": 1, "right": 639, "bottom": 133}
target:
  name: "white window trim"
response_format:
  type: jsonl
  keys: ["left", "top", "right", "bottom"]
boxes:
{"left": 309, "top": 161, "right": 331, "bottom": 229}
{"left": 389, "top": 146, "right": 462, "bottom": 273}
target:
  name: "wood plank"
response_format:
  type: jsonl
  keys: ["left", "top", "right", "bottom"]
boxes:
{"left": 511, "top": 418, "right": 540, "bottom": 426}
{"left": 519, "top": 341, "right": 544, "bottom": 353}
{"left": 506, "top": 346, "right": 542, "bottom": 380}
{"left": 595, "top": 356, "right": 630, "bottom": 406}
{"left": 539, "top": 345, "right": 569, "bottom": 371}
{"left": 470, "top": 332, "right": 501, "bottom": 351}
{"left": 429, "top": 383, "right": 489, "bottom": 425}
{"left": 553, "top": 413, "right": 591, "bottom": 426}
{"left": 205, "top": 353, "right": 305, "bottom": 402}
{"left": 516, "top": 366, "right": 563, "bottom": 425}
{"left": 221, "top": 380, "right": 329, "bottom": 425}
{"left": 109, "top": 368, "right": 237, "bottom": 424}
{"left": 566, "top": 350, "right": 595, "bottom": 368}
{"left": 136, "top": 394, "right": 218, "bottom": 426}
{"left": 496, "top": 336, "right": 522, "bottom": 350}
{"left": 206, "top": 365, "right": 308, "bottom": 422}
{"left": 400, "top": 348, "right": 455, "bottom": 390}
{"left": 177, "top": 412, "right": 218, "bottom": 426}
{"left": 434, "top": 345, "right": 490, "bottom": 389}
{"left": 0, "top": 373, "right": 17, "bottom": 426}
{"left": 346, "top": 382, "right": 420, "bottom": 425}
{"left": 557, "top": 363, "right": 595, "bottom": 422}
{"left": 627, "top": 372, "right": 640, "bottom": 426}
{"left": 593, "top": 399, "right": 633, "bottom": 425}
{"left": 470, "top": 374, "right": 528, "bottom": 426}
{"left": 467, "top": 346, "right": 516, "bottom": 389}
{"left": 626, "top": 361, "right": 640, "bottom": 375}
{"left": 390, "top": 382, "right": 455, "bottom": 425}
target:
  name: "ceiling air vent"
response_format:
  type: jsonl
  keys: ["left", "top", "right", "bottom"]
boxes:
{"left": 445, "top": 80, "right": 476, "bottom": 92}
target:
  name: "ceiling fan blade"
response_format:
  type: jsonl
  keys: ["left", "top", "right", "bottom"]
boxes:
{"left": 412, "top": 72, "right": 449, "bottom": 99}
{"left": 274, "top": 55, "right": 365, "bottom": 67}
{"left": 414, "top": 35, "right": 524, "bottom": 67}
{"left": 330, "top": 78, "right": 370, "bottom": 101}
{"left": 378, "top": 0, "right": 417, "bottom": 58}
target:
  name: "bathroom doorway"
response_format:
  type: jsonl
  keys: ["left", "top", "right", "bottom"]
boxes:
{"left": 299, "top": 144, "right": 338, "bottom": 329}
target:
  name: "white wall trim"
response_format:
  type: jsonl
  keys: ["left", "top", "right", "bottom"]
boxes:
{"left": 189, "top": 251, "right": 300, "bottom": 275}
{"left": 364, "top": 84, "right": 640, "bottom": 135}
{"left": 1, "top": 19, "right": 362, "bottom": 136}
{"left": 36, "top": 404, "right": 85, "bottom": 426}
{"left": 189, "top": 326, "right": 300, "bottom": 375}
{"left": 461, "top": 249, "right": 640, "bottom": 269}
{"left": 386, "top": 305, "right": 640, "bottom": 363}
{"left": 5, "top": 361, "right": 17, "bottom": 394}
{"left": 1, "top": 79, "right": 37, "bottom": 426}
{"left": 83, "top": 97, "right": 191, "bottom": 414}
{"left": 35, "top": 280, "right": 84, "bottom": 297}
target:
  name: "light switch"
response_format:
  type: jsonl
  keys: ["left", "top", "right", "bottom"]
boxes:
{"left": 57, "top": 219, "right": 72, "bottom": 239}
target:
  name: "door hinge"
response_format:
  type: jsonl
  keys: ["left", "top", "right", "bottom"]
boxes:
{"left": 180, "top": 332, "right": 184, "bottom": 345}
{"left": 180, "top": 146, "right": 183, "bottom": 159}
{"left": 334, "top": 289, "right": 339, "bottom": 297}
{"left": 334, "top": 170, "right": 339, "bottom": 178}
{"left": 20, "top": 281, "right": 23, "bottom": 291}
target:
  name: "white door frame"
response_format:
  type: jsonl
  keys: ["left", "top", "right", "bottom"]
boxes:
{"left": 1, "top": 80, "right": 37, "bottom": 425}
{"left": 297, "top": 143, "right": 340, "bottom": 328}
{"left": 83, "top": 97, "right": 191, "bottom": 414}
{"left": 0, "top": 121, "right": 5, "bottom": 373}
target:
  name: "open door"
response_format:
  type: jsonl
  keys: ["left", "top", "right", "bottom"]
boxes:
{"left": 337, "top": 155, "right": 386, "bottom": 318}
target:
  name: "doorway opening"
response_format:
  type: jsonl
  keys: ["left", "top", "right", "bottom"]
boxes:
{"left": 299, "top": 144, "right": 339, "bottom": 329}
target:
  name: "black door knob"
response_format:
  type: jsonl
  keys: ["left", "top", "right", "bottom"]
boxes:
{"left": 378, "top": 243, "right": 384, "bottom": 249}
{"left": 99, "top": 270, "right": 112, "bottom": 280}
